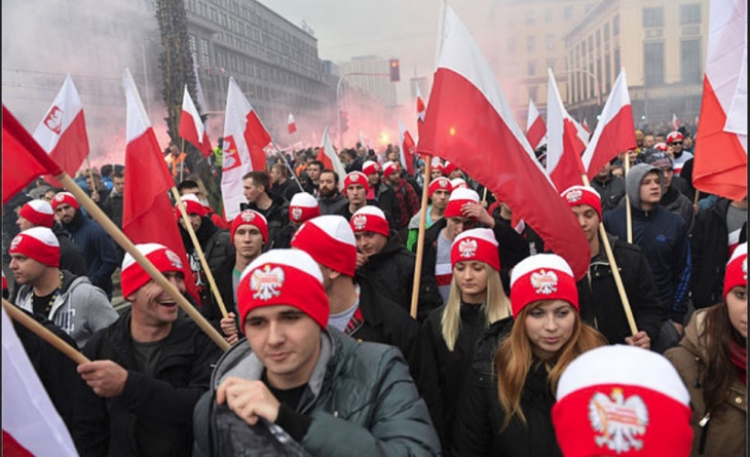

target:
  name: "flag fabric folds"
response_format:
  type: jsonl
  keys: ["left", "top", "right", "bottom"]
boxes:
{"left": 287, "top": 114, "right": 297, "bottom": 134}
{"left": 416, "top": 84, "right": 427, "bottom": 139}
{"left": 317, "top": 127, "right": 347, "bottom": 191}
{"left": 179, "top": 86, "right": 212, "bottom": 158}
{"left": 546, "top": 69, "right": 585, "bottom": 191}
{"left": 418, "top": 5, "right": 590, "bottom": 279}
{"left": 398, "top": 119, "right": 417, "bottom": 175}
{"left": 671, "top": 113, "right": 681, "bottom": 131}
{"left": 525, "top": 99, "right": 546, "bottom": 150}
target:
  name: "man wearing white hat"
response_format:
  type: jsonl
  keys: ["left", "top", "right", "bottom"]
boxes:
{"left": 362, "top": 160, "right": 399, "bottom": 231}
{"left": 272, "top": 192, "right": 320, "bottom": 249}
{"left": 407, "top": 176, "right": 452, "bottom": 251}
{"left": 341, "top": 171, "right": 370, "bottom": 221}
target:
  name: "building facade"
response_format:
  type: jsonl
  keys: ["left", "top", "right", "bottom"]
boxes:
{"left": 338, "top": 56, "right": 399, "bottom": 108}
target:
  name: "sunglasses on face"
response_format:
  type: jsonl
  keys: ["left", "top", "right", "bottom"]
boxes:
{"left": 671, "top": 141, "right": 683, "bottom": 145}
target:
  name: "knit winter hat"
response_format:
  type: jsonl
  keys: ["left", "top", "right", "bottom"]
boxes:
{"left": 553, "top": 345, "right": 693, "bottom": 457}
{"left": 383, "top": 161, "right": 399, "bottom": 179}
{"left": 724, "top": 242, "right": 747, "bottom": 299}
{"left": 641, "top": 150, "right": 674, "bottom": 170}
{"left": 350, "top": 206, "right": 389, "bottom": 237}
{"left": 443, "top": 160, "right": 458, "bottom": 176}
{"left": 561, "top": 185, "right": 602, "bottom": 221}
{"left": 9, "top": 227, "right": 60, "bottom": 267}
{"left": 444, "top": 187, "right": 480, "bottom": 219}
{"left": 451, "top": 228, "right": 500, "bottom": 271}
{"left": 121, "top": 243, "right": 185, "bottom": 299}
{"left": 52, "top": 192, "right": 78, "bottom": 211}
{"left": 362, "top": 160, "right": 381, "bottom": 176}
{"left": 343, "top": 171, "right": 370, "bottom": 193}
{"left": 291, "top": 215, "right": 357, "bottom": 277}
{"left": 431, "top": 156, "right": 444, "bottom": 173}
{"left": 654, "top": 142, "right": 669, "bottom": 152}
{"left": 288, "top": 192, "right": 320, "bottom": 224}
{"left": 510, "top": 253, "right": 578, "bottom": 317}
{"left": 450, "top": 178, "right": 468, "bottom": 190}
{"left": 231, "top": 210, "right": 269, "bottom": 244}
{"left": 19, "top": 200, "right": 55, "bottom": 228}
{"left": 176, "top": 193, "right": 208, "bottom": 218}
{"left": 429, "top": 177, "right": 452, "bottom": 197}
{"left": 238, "top": 249, "right": 329, "bottom": 331}
{"left": 666, "top": 131, "right": 684, "bottom": 144}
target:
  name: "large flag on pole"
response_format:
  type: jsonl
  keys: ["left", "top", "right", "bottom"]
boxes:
{"left": 671, "top": 113, "right": 681, "bottom": 131}
{"left": 581, "top": 68, "right": 637, "bottom": 181}
{"left": 398, "top": 119, "right": 417, "bottom": 175}
{"left": 2, "top": 105, "right": 64, "bottom": 204}
{"left": 525, "top": 99, "right": 547, "bottom": 150}
{"left": 418, "top": 5, "right": 590, "bottom": 279}
{"left": 122, "top": 69, "right": 200, "bottom": 304}
{"left": 287, "top": 114, "right": 297, "bottom": 134}
{"left": 317, "top": 127, "right": 347, "bottom": 191}
{"left": 179, "top": 86, "right": 212, "bottom": 158}
{"left": 546, "top": 68, "right": 585, "bottom": 191}
{"left": 222, "top": 77, "right": 272, "bottom": 221}
{"left": 32, "top": 74, "right": 89, "bottom": 185}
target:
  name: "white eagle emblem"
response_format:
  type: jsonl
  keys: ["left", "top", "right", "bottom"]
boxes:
{"left": 439, "top": 180, "right": 448, "bottom": 188}
{"left": 530, "top": 269, "right": 558, "bottom": 295}
{"left": 566, "top": 189, "right": 583, "bottom": 203}
{"left": 589, "top": 388, "right": 649, "bottom": 454}
{"left": 165, "top": 250, "right": 183, "bottom": 269}
{"left": 353, "top": 214, "right": 367, "bottom": 231}
{"left": 350, "top": 174, "right": 359, "bottom": 182}
{"left": 10, "top": 235, "right": 22, "bottom": 251}
{"left": 291, "top": 207, "right": 303, "bottom": 221}
{"left": 459, "top": 238, "right": 478, "bottom": 258}
{"left": 250, "top": 264, "right": 285, "bottom": 301}
{"left": 44, "top": 106, "right": 64, "bottom": 135}
{"left": 55, "top": 193, "right": 66, "bottom": 202}
{"left": 241, "top": 211, "right": 256, "bottom": 222}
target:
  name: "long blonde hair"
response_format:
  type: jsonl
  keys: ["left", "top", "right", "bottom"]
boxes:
{"left": 494, "top": 300, "right": 606, "bottom": 429}
{"left": 441, "top": 263, "right": 511, "bottom": 351}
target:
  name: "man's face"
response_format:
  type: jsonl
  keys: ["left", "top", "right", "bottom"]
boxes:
{"left": 179, "top": 213, "right": 202, "bottom": 232}
{"left": 129, "top": 271, "right": 184, "bottom": 325}
{"left": 16, "top": 216, "right": 34, "bottom": 231}
{"left": 244, "top": 305, "right": 322, "bottom": 389}
{"left": 55, "top": 203, "right": 76, "bottom": 225}
{"left": 234, "top": 224, "right": 264, "bottom": 260}
{"left": 43, "top": 190, "right": 56, "bottom": 203}
{"left": 366, "top": 173, "right": 379, "bottom": 186}
{"left": 669, "top": 138, "right": 683, "bottom": 157}
{"left": 639, "top": 172, "right": 662, "bottom": 207}
{"left": 448, "top": 169, "right": 465, "bottom": 180}
{"left": 170, "top": 145, "right": 180, "bottom": 157}
{"left": 179, "top": 186, "right": 200, "bottom": 198}
{"left": 430, "top": 168, "right": 443, "bottom": 180}
{"left": 243, "top": 178, "right": 263, "bottom": 203}
{"left": 660, "top": 166, "right": 674, "bottom": 188}
{"left": 595, "top": 163, "right": 611, "bottom": 181}
{"left": 113, "top": 177, "right": 124, "bottom": 195}
{"left": 307, "top": 165, "right": 321, "bottom": 182}
{"left": 9, "top": 254, "right": 47, "bottom": 286}
{"left": 346, "top": 184, "right": 367, "bottom": 205}
{"left": 446, "top": 216, "right": 476, "bottom": 241}
{"left": 571, "top": 205, "right": 600, "bottom": 244}
{"left": 655, "top": 134, "right": 666, "bottom": 143}
{"left": 386, "top": 168, "right": 401, "bottom": 186}
{"left": 270, "top": 167, "right": 282, "bottom": 184}
{"left": 318, "top": 172, "right": 337, "bottom": 198}
{"left": 386, "top": 151, "right": 399, "bottom": 162}
{"left": 683, "top": 136, "right": 693, "bottom": 150}
{"left": 643, "top": 135, "right": 656, "bottom": 149}
{"left": 355, "top": 231, "right": 388, "bottom": 257}
{"left": 431, "top": 189, "right": 450, "bottom": 210}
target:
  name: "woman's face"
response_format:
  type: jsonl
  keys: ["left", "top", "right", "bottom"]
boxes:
{"left": 453, "top": 261, "right": 489, "bottom": 303}
{"left": 726, "top": 286, "right": 747, "bottom": 338}
{"left": 524, "top": 300, "right": 576, "bottom": 361}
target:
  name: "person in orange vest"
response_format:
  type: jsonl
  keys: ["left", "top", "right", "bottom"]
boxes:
{"left": 165, "top": 145, "right": 190, "bottom": 181}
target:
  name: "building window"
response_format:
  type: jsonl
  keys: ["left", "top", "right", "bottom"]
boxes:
{"left": 564, "top": 6, "right": 573, "bottom": 20}
{"left": 644, "top": 41, "right": 665, "bottom": 85}
{"left": 527, "top": 61, "right": 536, "bottom": 76}
{"left": 546, "top": 34, "right": 555, "bottom": 51}
{"left": 614, "top": 47, "right": 621, "bottom": 72}
{"left": 613, "top": 15, "right": 620, "bottom": 35}
{"left": 526, "top": 36, "right": 535, "bottom": 52}
{"left": 604, "top": 23, "right": 610, "bottom": 41}
{"left": 546, "top": 58, "right": 556, "bottom": 72}
{"left": 528, "top": 85, "right": 537, "bottom": 103}
{"left": 681, "top": 39, "right": 702, "bottom": 83}
{"left": 588, "top": 36, "right": 594, "bottom": 56}
{"left": 680, "top": 4, "right": 701, "bottom": 24}
{"left": 544, "top": 7, "right": 553, "bottom": 23}
{"left": 525, "top": 9, "right": 534, "bottom": 25}
{"left": 605, "top": 53, "right": 611, "bottom": 93}
{"left": 643, "top": 8, "right": 664, "bottom": 28}
{"left": 596, "top": 30, "right": 601, "bottom": 48}
{"left": 589, "top": 63, "right": 595, "bottom": 98}
{"left": 200, "top": 38, "right": 210, "bottom": 68}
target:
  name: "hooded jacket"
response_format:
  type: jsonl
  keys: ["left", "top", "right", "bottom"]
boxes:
{"left": 590, "top": 173, "right": 626, "bottom": 213}
{"left": 318, "top": 191, "right": 348, "bottom": 216}
{"left": 51, "top": 222, "right": 89, "bottom": 277}
{"left": 603, "top": 164, "right": 690, "bottom": 324}
{"left": 243, "top": 193, "right": 290, "bottom": 246}
{"left": 63, "top": 210, "right": 119, "bottom": 298}
{"left": 661, "top": 185, "right": 695, "bottom": 232}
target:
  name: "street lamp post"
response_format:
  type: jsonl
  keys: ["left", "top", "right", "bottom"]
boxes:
{"left": 558, "top": 69, "right": 602, "bottom": 107}
{"left": 335, "top": 72, "right": 391, "bottom": 149}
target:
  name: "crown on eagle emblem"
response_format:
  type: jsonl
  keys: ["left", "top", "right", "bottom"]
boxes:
{"left": 530, "top": 269, "right": 558, "bottom": 295}
{"left": 352, "top": 214, "right": 367, "bottom": 231}
{"left": 589, "top": 388, "right": 649, "bottom": 453}
{"left": 291, "top": 207, "right": 303, "bottom": 221}
{"left": 459, "top": 238, "right": 478, "bottom": 258}
{"left": 250, "top": 264, "right": 285, "bottom": 301}
{"left": 44, "top": 106, "right": 64, "bottom": 135}
{"left": 165, "top": 250, "right": 183, "bottom": 269}
{"left": 241, "top": 211, "right": 256, "bottom": 222}
{"left": 566, "top": 189, "right": 583, "bottom": 203}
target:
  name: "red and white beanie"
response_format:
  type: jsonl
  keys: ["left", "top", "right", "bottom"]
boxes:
{"left": 654, "top": 142, "right": 669, "bottom": 152}
{"left": 231, "top": 210, "right": 269, "bottom": 244}
{"left": 383, "top": 161, "right": 400, "bottom": 179}
{"left": 509, "top": 253, "right": 578, "bottom": 317}
{"left": 443, "top": 160, "right": 458, "bottom": 176}
{"left": 291, "top": 215, "right": 357, "bottom": 277}
{"left": 19, "top": 200, "right": 55, "bottom": 228}
{"left": 9, "top": 227, "right": 60, "bottom": 267}
{"left": 444, "top": 187, "right": 480, "bottom": 219}
{"left": 431, "top": 156, "right": 444, "bottom": 173}
{"left": 176, "top": 194, "right": 208, "bottom": 218}
{"left": 52, "top": 192, "right": 79, "bottom": 211}
{"left": 553, "top": 345, "right": 693, "bottom": 457}
{"left": 451, "top": 228, "right": 500, "bottom": 271}
{"left": 289, "top": 192, "right": 320, "bottom": 224}
{"left": 450, "top": 178, "right": 468, "bottom": 190}
{"left": 343, "top": 171, "right": 370, "bottom": 192}
{"left": 362, "top": 160, "right": 381, "bottom": 176}
{"left": 561, "top": 185, "right": 602, "bottom": 221}
{"left": 724, "top": 242, "right": 747, "bottom": 299}
{"left": 429, "top": 177, "right": 452, "bottom": 197}
{"left": 666, "top": 131, "right": 684, "bottom": 144}
{"left": 120, "top": 243, "right": 185, "bottom": 299}
{"left": 237, "top": 249, "right": 329, "bottom": 331}
{"left": 350, "top": 206, "right": 390, "bottom": 237}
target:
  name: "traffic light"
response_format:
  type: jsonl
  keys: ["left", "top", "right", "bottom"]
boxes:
{"left": 340, "top": 110, "right": 349, "bottom": 133}
{"left": 390, "top": 59, "right": 400, "bottom": 82}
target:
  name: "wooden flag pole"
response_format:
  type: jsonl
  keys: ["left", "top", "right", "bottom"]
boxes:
{"left": 693, "top": 189, "right": 701, "bottom": 206}
{"left": 482, "top": 187, "right": 488, "bottom": 204}
{"left": 581, "top": 174, "right": 638, "bottom": 336}
{"left": 171, "top": 187, "right": 228, "bottom": 319}
{"left": 3, "top": 299, "right": 91, "bottom": 365}
{"left": 410, "top": 157, "right": 432, "bottom": 319}
{"left": 270, "top": 140, "right": 305, "bottom": 192}
{"left": 56, "top": 172, "right": 230, "bottom": 351}
{"left": 623, "top": 152, "right": 633, "bottom": 244}
{"left": 179, "top": 140, "right": 186, "bottom": 183}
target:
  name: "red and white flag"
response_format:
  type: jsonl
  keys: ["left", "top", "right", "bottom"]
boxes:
{"left": 122, "top": 69, "right": 200, "bottom": 304}
{"left": 179, "top": 86, "right": 212, "bottom": 158}
{"left": 222, "top": 77, "right": 272, "bottom": 221}
{"left": 416, "top": 84, "right": 427, "bottom": 141}
{"left": 671, "top": 113, "right": 681, "bottom": 131}
{"left": 32, "top": 74, "right": 89, "bottom": 186}
{"left": 2, "top": 105, "right": 64, "bottom": 204}
{"left": 317, "top": 127, "right": 347, "bottom": 191}
{"left": 419, "top": 6, "right": 590, "bottom": 279}
{"left": 398, "top": 119, "right": 417, "bottom": 175}
{"left": 694, "top": 0, "right": 747, "bottom": 200}
{"left": 546, "top": 69, "right": 585, "bottom": 191}
{"left": 525, "top": 99, "right": 547, "bottom": 150}
{"left": 287, "top": 113, "right": 297, "bottom": 134}
{"left": 2, "top": 307, "right": 78, "bottom": 457}
{"left": 582, "top": 118, "right": 590, "bottom": 134}
{"left": 581, "top": 68, "right": 637, "bottom": 181}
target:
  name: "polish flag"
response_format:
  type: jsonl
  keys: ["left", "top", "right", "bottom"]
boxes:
{"left": 671, "top": 113, "right": 681, "bottom": 131}
{"left": 582, "top": 118, "right": 590, "bottom": 134}
{"left": 222, "top": 77, "right": 272, "bottom": 221}
{"left": 581, "top": 69, "right": 637, "bottom": 181}
{"left": 2, "top": 307, "right": 79, "bottom": 457}
{"left": 546, "top": 69, "right": 585, "bottom": 191}
{"left": 288, "top": 113, "right": 297, "bottom": 134}
{"left": 122, "top": 69, "right": 200, "bottom": 304}
{"left": 526, "top": 99, "right": 547, "bottom": 150}
{"left": 398, "top": 119, "right": 417, "bottom": 175}
{"left": 416, "top": 84, "right": 427, "bottom": 140}
{"left": 32, "top": 74, "right": 89, "bottom": 186}
{"left": 419, "top": 6, "right": 590, "bottom": 279}
{"left": 179, "top": 86, "right": 212, "bottom": 158}
{"left": 2, "top": 105, "right": 63, "bottom": 204}
{"left": 317, "top": 127, "right": 347, "bottom": 191}
{"left": 694, "top": 0, "right": 748, "bottom": 200}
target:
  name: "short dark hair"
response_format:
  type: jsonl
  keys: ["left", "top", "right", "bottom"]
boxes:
{"left": 243, "top": 171, "right": 270, "bottom": 192}
{"left": 320, "top": 169, "right": 339, "bottom": 184}
{"left": 112, "top": 171, "right": 125, "bottom": 180}
{"left": 177, "top": 180, "right": 200, "bottom": 193}
{"left": 308, "top": 160, "right": 324, "bottom": 170}
{"left": 271, "top": 163, "right": 288, "bottom": 178}
{"left": 100, "top": 164, "right": 113, "bottom": 177}
{"left": 344, "top": 149, "right": 357, "bottom": 159}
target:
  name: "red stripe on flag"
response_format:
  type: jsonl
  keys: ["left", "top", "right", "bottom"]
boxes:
{"left": 585, "top": 105, "right": 636, "bottom": 181}
{"left": 2, "top": 430, "right": 35, "bottom": 457}
{"left": 526, "top": 116, "right": 546, "bottom": 150}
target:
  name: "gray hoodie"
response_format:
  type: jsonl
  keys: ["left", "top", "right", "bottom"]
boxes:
{"left": 625, "top": 163, "right": 665, "bottom": 211}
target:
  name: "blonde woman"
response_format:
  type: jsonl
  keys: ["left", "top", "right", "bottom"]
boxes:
{"left": 422, "top": 228, "right": 511, "bottom": 448}
{"left": 452, "top": 253, "right": 606, "bottom": 457}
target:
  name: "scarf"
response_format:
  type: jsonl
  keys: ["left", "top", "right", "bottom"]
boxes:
{"left": 729, "top": 339, "right": 747, "bottom": 386}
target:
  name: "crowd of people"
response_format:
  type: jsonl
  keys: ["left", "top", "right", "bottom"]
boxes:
{"left": 1, "top": 123, "right": 747, "bottom": 457}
